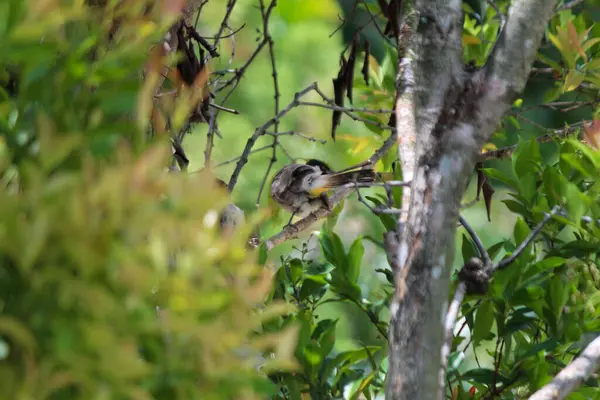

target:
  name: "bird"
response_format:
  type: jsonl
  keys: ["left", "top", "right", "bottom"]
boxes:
{"left": 209, "top": 175, "right": 246, "bottom": 237}
{"left": 270, "top": 159, "right": 378, "bottom": 224}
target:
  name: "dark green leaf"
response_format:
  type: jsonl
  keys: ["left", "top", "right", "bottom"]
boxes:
{"left": 473, "top": 300, "right": 494, "bottom": 345}
{"left": 346, "top": 237, "right": 364, "bottom": 283}
{"left": 461, "top": 233, "right": 476, "bottom": 265}
{"left": 481, "top": 168, "right": 519, "bottom": 190}
{"left": 512, "top": 138, "right": 541, "bottom": 180}
{"left": 461, "top": 368, "right": 507, "bottom": 385}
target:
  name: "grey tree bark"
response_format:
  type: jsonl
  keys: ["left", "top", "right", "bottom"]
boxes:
{"left": 385, "top": 1, "right": 559, "bottom": 399}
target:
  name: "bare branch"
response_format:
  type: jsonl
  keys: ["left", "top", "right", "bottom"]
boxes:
{"left": 255, "top": 0, "right": 281, "bottom": 207}
{"left": 227, "top": 82, "right": 317, "bottom": 192}
{"left": 486, "top": 1, "right": 558, "bottom": 108}
{"left": 298, "top": 102, "right": 395, "bottom": 114}
{"left": 215, "top": 144, "right": 273, "bottom": 167}
{"left": 212, "top": 0, "right": 238, "bottom": 49}
{"left": 478, "top": 123, "right": 583, "bottom": 162}
{"left": 556, "top": 0, "right": 585, "bottom": 11}
{"left": 529, "top": 335, "right": 600, "bottom": 400}
{"left": 227, "top": 82, "right": 396, "bottom": 192}
{"left": 266, "top": 130, "right": 326, "bottom": 143}
{"left": 494, "top": 206, "right": 560, "bottom": 271}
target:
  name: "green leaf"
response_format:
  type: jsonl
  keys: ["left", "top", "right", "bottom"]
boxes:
{"left": 348, "top": 370, "right": 377, "bottom": 400}
{"left": 461, "top": 233, "right": 476, "bottom": 265}
{"left": 512, "top": 138, "right": 541, "bottom": 180}
{"left": 286, "top": 258, "right": 304, "bottom": 283}
{"left": 565, "top": 139, "right": 600, "bottom": 169}
{"left": 543, "top": 85, "right": 562, "bottom": 103}
{"left": 331, "top": 346, "right": 381, "bottom": 368}
{"left": 461, "top": 368, "right": 506, "bottom": 385}
{"left": 346, "top": 237, "right": 364, "bottom": 284}
{"left": 502, "top": 199, "right": 530, "bottom": 217}
{"left": 375, "top": 268, "right": 393, "bottom": 284}
{"left": 522, "top": 257, "right": 566, "bottom": 281}
{"left": 299, "top": 279, "right": 328, "bottom": 302}
{"left": 548, "top": 275, "right": 568, "bottom": 322}
{"left": 518, "top": 173, "right": 537, "bottom": 204}
{"left": 563, "top": 69, "right": 585, "bottom": 91}
{"left": 473, "top": 300, "right": 494, "bottom": 345}
{"left": 486, "top": 241, "right": 506, "bottom": 261}
{"left": 315, "top": 319, "right": 337, "bottom": 358}
{"left": 513, "top": 217, "right": 532, "bottom": 260}
{"left": 320, "top": 232, "right": 348, "bottom": 274}
{"left": 561, "top": 153, "right": 597, "bottom": 178}
{"left": 481, "top": 168, "right": 519, "bottom": 190}
{"left": 257, "top": 243, "right": 268, "bottom": 266}
{"left": 303, "top": 343, "right": 323, "bottom": 366}
{"left": 305, "top": 261, "right": 335, "bottom": 276}
{"left": 505, "top": 308, "right": 538, "bottom": 335}
{"left": 329, "top": 280, "right": 362, "bottom": 301}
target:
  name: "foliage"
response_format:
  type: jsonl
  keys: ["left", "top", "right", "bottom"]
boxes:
{"left": 456, "top": 135, "right": 600, "bottom": 399}
{"left": 265, "top": 231, "right": 389, "bottom": 399}
{"left": 0, "top": 1, "right": 295, "bottom": 399}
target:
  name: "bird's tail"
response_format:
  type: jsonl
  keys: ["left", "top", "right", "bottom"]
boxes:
{"left": 310, "top": 169, "right": 398, "bottom": 195}
{"left": 318, "top": 169, "right": 377, "bottom": 188}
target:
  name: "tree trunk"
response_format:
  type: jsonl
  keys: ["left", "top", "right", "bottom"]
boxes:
{"left": 386, "top": 1, "right": 559, "bottom": 398}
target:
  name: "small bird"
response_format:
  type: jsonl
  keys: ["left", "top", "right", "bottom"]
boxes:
{"left": 270, "top": 159, "right": 378, "bottom": 223}
{"left": 210, "top": 175, "right": 246, "bottom": 237}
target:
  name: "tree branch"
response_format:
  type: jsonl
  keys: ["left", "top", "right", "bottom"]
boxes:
{"left": 485, "top": 1, "right": 559, "bottom": 113}
{"left": 493, "top": 206, "right": 560, "bottom": 271}
{"left": 227, "top": 81, "right": 396, "bottom": 192}
{"left": 478, "top": 123, "right": 584, "bottom": 161}
{"left": 528, "top": 335, "right": 600, "bottom": 400}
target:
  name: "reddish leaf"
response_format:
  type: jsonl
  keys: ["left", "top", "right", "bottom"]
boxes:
{"left": 469, "top": 386, "right": 476, "bottom": 397}
{"left": 583, "top": 119, "right": 600, "bottom": 149}
{"left": 482, "top": 177, "right": 495, "bottom": 222}
{"left": 567, "top": 22, "right": 586, "bottom": 61}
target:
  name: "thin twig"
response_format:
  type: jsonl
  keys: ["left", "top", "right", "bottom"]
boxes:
{"left": 478, "top": 123, "right": 584, "bottom": 161}
{"left": 255, "top": 0, "right": 280, "bottom": 207}
{"left": 355, "top": 186, "right": 403, "bottom": 215}
{"left": 212, "top": 0, "right": 238, "bottom": 50}
{"left": 209, "top": 103, "right": 239, "bottom": 114}
{"left": 556, "top": 0, "right": 585, "bottom": 11}
{"left": 494, "top": 206, "right": 560, "bottom": 271}
{"left": 298, "top": 102, "right": 395, "bottom": 114}
{"left": 313, "top": 86, "right": 397, "bottom": 132}
{"left": 346, "top": 180, "right": 409, "bottom": 188}
{"left": 227, "top": 82, "right": 318, "bottom": 191}
{"left": 214, "top": 144, "right": 274, "bottom": 167}
{"left": 266, "top": 130, "right": 327, "bottom": 143}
